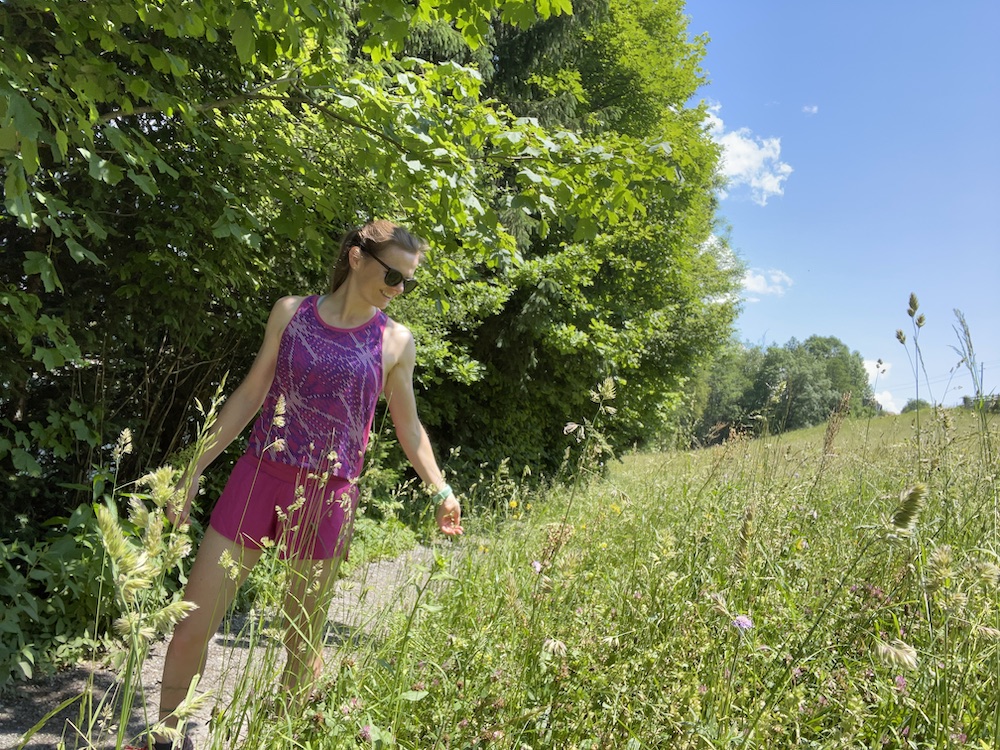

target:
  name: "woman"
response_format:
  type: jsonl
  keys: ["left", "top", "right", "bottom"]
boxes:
{"left": 152, "top": 220, "right": 463, "bottom": 750}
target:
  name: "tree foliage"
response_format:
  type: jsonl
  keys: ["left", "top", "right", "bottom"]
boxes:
{"left": 2, "top": 0, "right": 739, "bottom": 523}
{"left": 695, "top": 335, "right": 876, "bottom": 443}
{"left": 901, "top": 399, "right": 932, "bottom": 414}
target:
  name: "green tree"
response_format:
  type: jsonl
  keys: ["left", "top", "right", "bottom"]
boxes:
{"left": 419, "top": 0, "right": 740, "bottom": 469}
{"left": 695, "top": 337, "right": 763, "bottom": 442}
{"left": 901, "top": 398, "right": 932, "bottom": 413}
{"left": 696, "top": 334, "right": 875, "bottom": 442}
{"left": 2, "top": 0, "right": 738, "bottom": 522}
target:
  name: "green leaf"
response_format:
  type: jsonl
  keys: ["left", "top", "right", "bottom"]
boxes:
{"left": 54, "top": 129, "right": 69, "bottom": 161}
{"left": 502, "top": 1, "right": 538, "bottom": 28}
{"left": 231, "top": 9, "right": 257, "bottom": 64}
{"left": 80, "top": 149, "right": 124, "bottom": 185}
{"left": 0, "top": 127, "right": 18, "bottom": 153}
{"left": 127, "top": 170, "right": 158, "bottom": 196}
{"left": 22, "top": 252, "right": 62, "bottom": 293}
{"left": 35, "top": 347, "right": 66, "bottom": 370}
{"left": 4, "top": 165, "right": 36, "bottom": 226}
{"left": 12, "top": 448, "right": 42, "bottom": 477}
{"left": 20, "top": 136, "right": 39, "bottom": 175}
{"left": 66, "top": 238, "right": 103, "bottom": 265}
{"left": 398, "top": 690, "right": 428, "bottom": 702}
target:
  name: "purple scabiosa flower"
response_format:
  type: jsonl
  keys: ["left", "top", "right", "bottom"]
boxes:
{"left": 531, "top": 560, "right": 543, "bottom": 574}
{"left": 732, "top": 614, "right": 753, "bottom": 630}
{"left": 358, "top": 725, "right": 372, "bottom": 742}
{"left": 895, "top": 674, "right": 907, "bottom": 694}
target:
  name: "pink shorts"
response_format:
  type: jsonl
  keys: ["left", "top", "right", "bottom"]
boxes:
{"left": 209, "top": 453, "right": 358, "bottom": 560}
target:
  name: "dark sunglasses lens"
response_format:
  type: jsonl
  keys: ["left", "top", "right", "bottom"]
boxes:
{"left": 383, "top": 269, "right": 403, "bottom": 287}
{"left": 401, "top": 279, "right": 419, "bottom": 295}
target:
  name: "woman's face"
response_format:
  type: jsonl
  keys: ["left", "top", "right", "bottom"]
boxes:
{"left": 356, "top": 244, "right": 420, "bottom": 309}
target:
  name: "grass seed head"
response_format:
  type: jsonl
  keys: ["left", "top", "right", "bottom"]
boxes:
{"left": 542, "top": 638, "right": 567, "bottom": 658}
{"left": 112, "top": 428, "right": 133, "bottom": 463}
{"left": 876, "top": 639, "right": 918, "bottom": 671}
{"left": 149, "top": 600, "right": 198, "bottom": 634}
{"left": 890, "top": 483, "right": 926, "bottom": 532}
{"left": 138, "top": 466, "right": 180, "bottom": 509}
{"left": 974, "top": 561, "right": 1000, "bottom": 588}
{"left": 925, "top": 544, "right": 953, "bottom": 593}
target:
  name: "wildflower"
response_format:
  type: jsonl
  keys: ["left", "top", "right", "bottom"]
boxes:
{"left": 272, "top": 438, "right": 286, "bottom": 453}
{"left": 732, "top": 614, "right": 753, "bottom": 630}
{"left": 894, "top": 675, "right": 907, "bottom": 695}
{"left": 531, "top": 560, "right": 543, "bottom": 574}
{"left": 509, "top": 499, "right": 518, "bottom": 509}
{"left": 358, "top": 725, "right": 372, "bottom": 742}
{"left": 272, "top": 394, "right": 286, "bottom": 428}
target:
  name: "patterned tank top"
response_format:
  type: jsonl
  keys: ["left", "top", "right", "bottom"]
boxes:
{"left": 248, "top": 296, "right": 387, "bottom": 480}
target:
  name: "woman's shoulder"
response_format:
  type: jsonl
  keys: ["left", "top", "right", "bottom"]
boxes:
{"left": 272, "top": 295, "right": 311, "bottom": 315}
{"left": 383, "top": 316, "right": 415, "bottom": 360}
{"left": 383, "top": 315, "right": 413, "bottom": 340}
{"left": 265, "top": 295, "right": 310, "bottom": 332}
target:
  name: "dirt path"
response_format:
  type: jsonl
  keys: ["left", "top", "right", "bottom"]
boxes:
{"left": 0, "top": 545, "right": 440, "bottom": 750}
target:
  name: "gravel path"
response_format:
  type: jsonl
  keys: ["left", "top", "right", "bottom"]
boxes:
{"left": 0, "top": 544, "right": 441, "bottom": 750}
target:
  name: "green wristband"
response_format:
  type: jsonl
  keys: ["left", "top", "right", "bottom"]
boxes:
{"left": 431, "top": 484, "right": 453, "bottom": 503}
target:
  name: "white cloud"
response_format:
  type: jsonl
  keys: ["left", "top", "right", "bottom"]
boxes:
{"left": 875, "top": 390, "right": 899, "bottom": 414}
{"left": 802, "top": 104, "right": 819, "bottom": 115}
{"left": 864, "top": 359, "right": 891, "bottom": 385}
{"left": 742, "top": 268, "right": 793, "bottom": 301}
{"left": 706, "top": 103, "right": 793, "bottom": 206}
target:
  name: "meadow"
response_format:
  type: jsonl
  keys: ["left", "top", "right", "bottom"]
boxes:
{"left": 19, "top": 399, "right": 999, "bottom": 749}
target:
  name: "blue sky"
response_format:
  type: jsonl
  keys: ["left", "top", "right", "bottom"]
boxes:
{"left": 685, "top": 1, "right": 1000, "bottom": 412}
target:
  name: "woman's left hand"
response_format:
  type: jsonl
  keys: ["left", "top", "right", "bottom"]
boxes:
{"left": 435, "top": 494, "right": 464, "bottom": 536}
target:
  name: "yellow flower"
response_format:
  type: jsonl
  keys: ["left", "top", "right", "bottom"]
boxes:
{"left": 509, "top": 499, "right": 518, "bottom": 509}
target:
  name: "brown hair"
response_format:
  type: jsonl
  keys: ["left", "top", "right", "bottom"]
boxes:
{"left": 328, "top": 219, "right": 428, "bottom": 294}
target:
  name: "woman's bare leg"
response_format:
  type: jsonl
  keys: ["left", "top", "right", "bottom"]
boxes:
{"left": 158, "top": 527, "right": 263, "bottom": 730}
{"left": 279, "top": 555, "right": 342, "bottom": 703}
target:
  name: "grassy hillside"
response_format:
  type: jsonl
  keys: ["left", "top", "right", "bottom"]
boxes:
{"left": 327, "top": 407, "right": 997, "bottom": 749}
{"left": 40, "top": 406, "right": 999, "bottom": 748}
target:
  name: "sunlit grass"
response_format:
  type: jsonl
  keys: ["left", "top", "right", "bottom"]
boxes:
{"left": 290, "top": 408, "right": 997, "bottom": 748}
{"left": 43, "top": 406, "right": 998, "bottom": 749}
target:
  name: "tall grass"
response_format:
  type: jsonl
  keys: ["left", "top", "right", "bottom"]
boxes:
{"left": 284, "top": 407, "right": 994, "bottom": 748}
{"left": 24, "top": 391, "right": 998, "bottom": 748}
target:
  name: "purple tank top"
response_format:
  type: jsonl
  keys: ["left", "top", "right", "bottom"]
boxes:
{"left": 248, "top": 296, "right": 387, "bottom": 480}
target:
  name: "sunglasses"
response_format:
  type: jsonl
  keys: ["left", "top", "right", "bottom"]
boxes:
{"left": 361, "top": 246, "right": 419, "bottom": 296}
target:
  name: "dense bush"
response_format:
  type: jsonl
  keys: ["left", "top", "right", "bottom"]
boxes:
{"left": 2, "top": 0, "right": 739, "bottom": 529}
